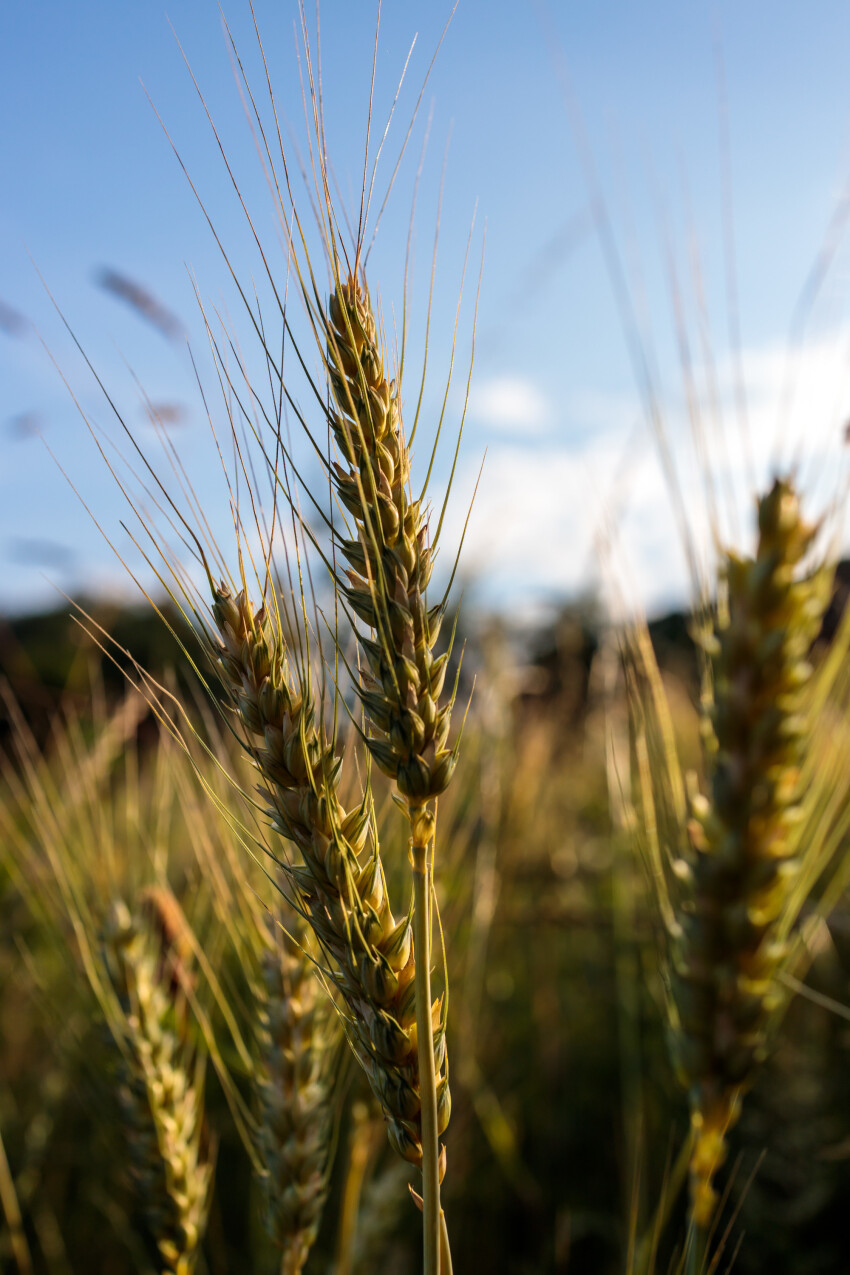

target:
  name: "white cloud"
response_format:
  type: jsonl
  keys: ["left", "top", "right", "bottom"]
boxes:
{"left": 443, "top": 324, "right": 850, "bottom": 619}
{"left": 469, "top": 375, "right": 550, "bottom": 432}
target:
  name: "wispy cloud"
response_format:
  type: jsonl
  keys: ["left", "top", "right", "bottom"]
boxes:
{"left": 469, "top": 376, "right": 550, "bottom": 433}
{"left": 445, "top": 325, "right": 850, "bottom": 618}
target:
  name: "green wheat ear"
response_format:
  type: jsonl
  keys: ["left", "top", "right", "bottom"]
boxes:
{"left": 665, "top": 478, "right": 832, "bottom": 1226}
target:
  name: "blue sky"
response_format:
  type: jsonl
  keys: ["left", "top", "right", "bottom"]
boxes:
{"left": 4, "top": 2, "right": 850, "bottom": 619}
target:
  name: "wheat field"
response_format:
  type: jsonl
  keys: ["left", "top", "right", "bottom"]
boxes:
{"left": 4, "top": 5, "right": 850, "bottom": 1274}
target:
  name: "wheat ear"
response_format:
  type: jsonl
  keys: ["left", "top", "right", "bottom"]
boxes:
{"left": 327, "top": 276, "right": 458, "bottom": 810}
{"left": 326, "top": 274, "right": 458, "bottom": 1268}
{"left": 673, "top": 478, "right": 833, "bottom": 1230}
{"left": 209, "top": 584, "right": 446, "bottom": 1187}
{"left": 102, "top": 896, "right": 212, "bottom": 1275}
{"left": 256, "top": 916, "right": 338, "bottom": 1275}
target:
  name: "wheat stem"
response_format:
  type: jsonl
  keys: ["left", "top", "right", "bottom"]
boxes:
{"left": 412, "top": 829, "right": 441, "bottom": 1275}
{"left": 439, "top": 1208, "right": 454, "bottom": 1275}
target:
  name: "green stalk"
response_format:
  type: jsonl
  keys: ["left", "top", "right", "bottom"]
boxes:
{"left": 439, "top": 1210, "right": 454, "bottom": 1275}
{"left": 411, "top": 827, "right": 442, "bottom": 1275}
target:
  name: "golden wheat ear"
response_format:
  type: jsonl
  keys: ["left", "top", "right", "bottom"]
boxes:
{"left": 207, "top": 582, "right": 445, "bottom": 1180}
{"left": 320, "top": 264, "right": 476, "bottom": 1274}
{"left": 325, "top": 275, "right": 460, "bottom": 808}
{"left": 0, "top": 684, "right": 220, "bottom": 1271}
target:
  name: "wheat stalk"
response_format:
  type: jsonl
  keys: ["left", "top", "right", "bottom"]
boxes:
{"left": 170, "top": 716, "right": 342, "bottom": 1274}
{"left": 0, "top": 691, "right": 217, "bottom": 1271}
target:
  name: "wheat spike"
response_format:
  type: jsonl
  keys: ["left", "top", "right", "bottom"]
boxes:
{"left": 210, "top": 584, "right": 448, "bottom": 1174}
{"left": 254, "top": 917, "right": 338, "bottom": 1274}
{"left": 324, "top": 270, "right": 458, "bottom": 1270}
{"left": 327, "top": 276, "right": 458, "bottom": 814}
{"left": 102, "top": 897, "right": 212, "bottom": 1275}
{"left": 673, "top": 477, "right": 834, "bottom": 1226}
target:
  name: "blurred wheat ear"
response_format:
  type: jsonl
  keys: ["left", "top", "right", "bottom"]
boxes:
{"left": 624, "top": 474, "right": 850, "bottom": 1259}
{"left": 102, "top": 895, "right": 213, "bottom": 1275}
{"left": 169, "top": 705, "right": 345, "bottom": 1275}
{"left": 0, "top": 687, "right": 218, "bottom": 1273}
{"left": 255, "top": 916, "right": 340, "bottom": 1274}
